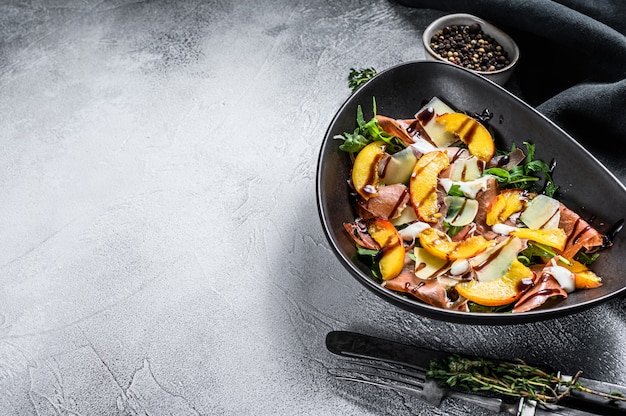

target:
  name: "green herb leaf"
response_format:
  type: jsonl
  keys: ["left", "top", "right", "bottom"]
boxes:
{"left": 428, "top": 354, "right": 626, "bottom": 405}
{"left": 348, "top": 67, "right": 377, "bottom": 92}
{"left": 337, "top": 128, "right": 370, "bottom": 153}
{"left": 337, "top": 98, "right": 405, "bottom": 153}
{"left": 484, "top": 142, "right": 559, "bottom": 197}
{"left": 355, "top": 245, "right": 382, "bottom": 281}
{"left": 447, "top": 184, "right": 465, "bottom": 197}
{"left": 575, "top": 250, "right": 600, "bottom": 266}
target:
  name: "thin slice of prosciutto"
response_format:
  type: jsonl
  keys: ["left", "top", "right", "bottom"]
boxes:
{"left": 356, "top": 183, "right": 409, "bottom": 220}
{"left": 383, "top": 256, "right": 468, "bottom": 311}
{"left": 513, "top": 270, "right": 567, "bottom": 313}
{"left": 376, "top": 115, "right": 439, "bottom": 147}
{"left": 558, "top": 204, "right": 604, "bottom": 259}
{"left": 343, "top": 221, "right": 379, "bottom": 250}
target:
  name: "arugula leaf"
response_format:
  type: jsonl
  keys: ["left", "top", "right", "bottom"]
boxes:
{"left": 447, "top": 184, "right": 465, "bottom": 197}
{"left": 484, "top": 142, "right": 559, "bottom": 197}
{"left": 518, "top": 241, "right": 557, "bottom": 266}
{"left": 356, "top": 245, "right": 379, "bottom": 257}
{"left": 355, "top": 245, "right": 382, "bottom": 281}
{"left": 445, "top": 223, "right": 465, "bottom": 237}
{"left": 336, "top": 98, "right": 405, "bottom": 153}
{"left": 338, "top": 127, "right": 370, "bottom": 153}
{"left": 575, "top": 250, "right": 600, "bottom": 266}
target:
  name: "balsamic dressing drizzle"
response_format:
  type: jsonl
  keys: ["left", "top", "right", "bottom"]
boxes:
{"left": 473, "top": 108, "right": 493, "bottom": 124}
{"left": 602, "top": 218, "right": 624, "bottom": 250}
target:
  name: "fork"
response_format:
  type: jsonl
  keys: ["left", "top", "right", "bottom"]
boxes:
{"left": 330, "top": 357, "right": 599, "bottom": 416}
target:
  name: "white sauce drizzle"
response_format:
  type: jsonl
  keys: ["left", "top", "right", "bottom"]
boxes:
{"left": 492, "top": 223, "right": 518, "bottom": 235}
{"left": 399, "top": 221, "right": 431, "bottom": 241}
{"left": 545, "top": 263, "right": 575, "bottom": 293}
{"left": 440, "top": 175, "right": 494, "bottom": 199}
{"left": 450, "top": 259, "right": 470, "bottom": 276}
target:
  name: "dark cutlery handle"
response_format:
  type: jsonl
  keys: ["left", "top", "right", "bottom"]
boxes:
{"left": 535, "top": 405, "right": 606, "bottom": 416}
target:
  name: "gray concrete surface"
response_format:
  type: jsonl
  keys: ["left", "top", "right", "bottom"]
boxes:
{"left": 1, "top": 1, "right": 625, "bottom": 415}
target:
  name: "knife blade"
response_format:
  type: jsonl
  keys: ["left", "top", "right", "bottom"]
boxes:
{"left": 326, "top": 330, "right": 626, "bottom": 415}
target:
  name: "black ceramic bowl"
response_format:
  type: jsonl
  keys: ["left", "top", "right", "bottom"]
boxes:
{"left": 316, "top": 60, "right": 626, "bottom": 325}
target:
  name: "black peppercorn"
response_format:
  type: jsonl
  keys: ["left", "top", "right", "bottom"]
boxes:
{"left": 429, "top": 23, "right": 510, "bottom": 72}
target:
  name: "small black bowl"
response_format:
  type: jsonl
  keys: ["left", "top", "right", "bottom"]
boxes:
{"left": 316, "top": 60, "right": 626, "bottom": 325}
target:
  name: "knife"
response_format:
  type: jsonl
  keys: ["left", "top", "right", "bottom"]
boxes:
{"left": 326, "top": 330, "right": 626, "bottom": 415}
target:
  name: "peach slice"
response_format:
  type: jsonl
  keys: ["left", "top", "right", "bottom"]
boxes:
{"left": 573, "top": 270, "right": 603, "bottom": 289}
{"left": 455, "top": 259, "right": 534, "bottom": 306}
{"left": 418, "top": 227, "right": 494, "bottom": 261}
{"left": 409, "top": 150, "right": 449, "bottom": 223}
{"left": 352, "top": 140, "right": 387, "bottom": 200}
{"left": 486, "top": 189, "right": 527, "bottom": 226}
{"left": 511, "top": 227, "right": 567, "bottom": 251}
{"left": 436, "top": 113, "right": 495, "bottom": 162}
{"left": 367, "top": 218, "right": 405, "bottom": 280}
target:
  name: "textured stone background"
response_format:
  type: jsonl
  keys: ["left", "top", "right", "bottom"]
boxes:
{"left": 1, "top": 1, "right": 625, "bottom": 415}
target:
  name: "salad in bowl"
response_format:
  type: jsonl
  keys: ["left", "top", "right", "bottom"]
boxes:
{"left": 338, "top": 96, "right": 610, "bottom": 314}
{"left": 316, "top": 61, "right": 625, "bottom": 323}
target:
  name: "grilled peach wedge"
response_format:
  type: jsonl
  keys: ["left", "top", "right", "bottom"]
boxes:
{"left": 409, "top": 150, "right": 449, "bottom": 223}
{"left": 351, "top": 140, "right": 387, "bottom": 200}
{"left": 367, "top": 218, "right": 405, "bottom": 280}
{"left": 418, "top": 227, "right": 494, "bottom": 261}
{"left": 486, "top": 189, "right": 527, "bottom": 226}
{"left": 436, "top": 113, "right": 495, "bottom": 162}
{"left": 511, "top": 227, "right": 567, "bottom": 251}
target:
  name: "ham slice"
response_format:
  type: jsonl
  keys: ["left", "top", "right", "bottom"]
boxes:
{"left": 343, "top": 221, "right": 379, "bottom": 250}
{"left": 513, "top": 270, "right": 567, "bottom": 313}
{"left": 558, "top": 204, "right": 604, "bottom": 259}
{"left": 375, "top": 115, "right": 440, "bottom": 147}
{"left": 375, "top": 115, "right": 415, "bottom": 146}
{"left": 383, "top": 256, "right": 462, "bottom": 310}
{"left": 487, "top": 147, "right": 526, "bottom": 170}
{"left": 356, "top": 184, "right": 409, "bottom": 220}
{"left": 473, "top": 176, "right": 499, "bottom": 239}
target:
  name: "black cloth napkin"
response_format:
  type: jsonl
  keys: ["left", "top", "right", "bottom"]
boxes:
{"left": 394, "top": 0, "right": 626, "bottom": 155}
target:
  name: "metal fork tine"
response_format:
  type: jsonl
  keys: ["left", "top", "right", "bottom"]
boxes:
{"left": 334, "top": 357, "right": 427, "bottom": 387}
{"left": 328, "top": 357, "right": 444, "bottom": 406}
{"left": 338, "top": 351, "right": 428, "bottom": 374}
{"left": 328, "top": 360, "right": 444, "bottom": 406}
{"left": 331, "top": 370, "right": 430, "bottom": 399}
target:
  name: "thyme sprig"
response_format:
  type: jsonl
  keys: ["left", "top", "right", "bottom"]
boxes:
{"left": 428, "top": 355, "right": 626, "bottom": 405}
{"left": 348, "top": 67, "right": 377, "bottom": 92}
